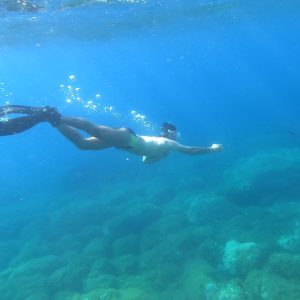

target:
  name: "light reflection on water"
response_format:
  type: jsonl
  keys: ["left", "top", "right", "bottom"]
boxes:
{"left": 0, "top": 0, "right": 235, "bottom": 46}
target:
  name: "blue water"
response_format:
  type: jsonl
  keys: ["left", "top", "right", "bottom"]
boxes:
{"left": 1, "top": 1, "right": 300, "bottom": 299}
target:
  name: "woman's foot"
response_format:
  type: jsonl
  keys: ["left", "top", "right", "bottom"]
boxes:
{"left": 34, "top": 107, "right": 62, "bottom": 126}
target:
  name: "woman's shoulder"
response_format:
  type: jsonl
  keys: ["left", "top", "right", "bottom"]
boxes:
{"left": 139, "top": 135, "right": 168, "bottom": 144}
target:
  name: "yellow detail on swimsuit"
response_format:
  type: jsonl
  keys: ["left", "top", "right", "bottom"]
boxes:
{"left": 128, "top": 134, "right": 138, "bottom": 149}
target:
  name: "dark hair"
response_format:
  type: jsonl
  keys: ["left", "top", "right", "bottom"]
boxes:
{"left": 161, "top": 122, "right": 178, "bottom": 140}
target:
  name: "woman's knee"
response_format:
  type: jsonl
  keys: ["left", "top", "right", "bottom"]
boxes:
{"left": 77, "top": 140, "right": 91, "bottom": 150}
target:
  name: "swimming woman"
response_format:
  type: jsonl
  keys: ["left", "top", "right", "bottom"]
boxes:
{"left": 0, "top": 105, "right": 222, "bottom": 163}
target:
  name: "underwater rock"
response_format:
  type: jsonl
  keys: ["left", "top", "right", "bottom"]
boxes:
{"left": 216, "top": 281, "right": 245, "bottom": 300}
{"left": 112, "top": 234, "right": 140, "bottom": 257}
{"left": 52, "top": 290, "right": 76, "bottom": 300}
{"left": 181, "top": 259, "right": 214, "bottom": 299}
{"left": 0, "top": 241, "right": 20, "bottom": 269}
{"left": 223, "top": 148, "right": 300, "bottom": 206}
{"left": 277, "top": 226, "right": 300, "bottom": 252}
{"left": 222, "top": 240, "right": 260, "bottom": 276}
{"left": 108, "top": 204, "right": 161, "bottom": 238}
{"left": 140, "top": 214, "right": 189, "bottom": 253}
{"left": 120, "top": 287, "right": 148, "bottom": 300}
{"left": 176, "top": 227, "right": 208, "bottom": 257}
{"left": 47, "top": 255, "right": 91, "bottom": 291}
{"left": 0, "top": 273, "right": 49, "bottom": 300}
{"left": 84, "top": 274, "right": 119, "bottom": 291}
{"left": 73, "top": 288, "right": 121, "bottom": 300}
{"left": 146, "top": 262, "right": 181, "bottom": 291}
{"left": 98, "top": 260, "right": 120, "bottom": 277}
{"left": 114, "top": 254, "right": 139, "bottom": 275}
{"left": 198, "top": 236, "right": 221, "bottom": 267}
{"left": 268, "top": 252, "right": 300, "bottom": 279}
{"left": 205, "top": 282, "right": 218, "bottom": 299}
{"left": 186, "top": 193, "right": 236, "bottom": 225}
{"left": 10, "top": 255, "right": 62, "bottom": 276}
{"left": 11, "top": 238, "right": 52, "bottom": 266}
{"left": 245, "top": 270, "right": 300, "bottom": 300}
{"left": 24, "top": 291, "right": 51, "bottom": 300}
{"left": 47, "top": 267, "right": 69, "bottom": 291}
{"left": 243, "top": 270, "right": 264, "bottom": 299}
{"left": 54, "top": 235, "right": 84, "bottom": 256}
{"left": 60, "top": 259, "right": 90, "bottom": 291}
{"left": 50, "top": 202, "right": 109, "bottom": 236}
{"left": 141, "top": 238, "right": 185, "bottom": 273}
{"left": 83, "top": 237, "right": 110, "bottom": 258}
{"left": 89, "top": 259, "right": 120, "bottom": 277}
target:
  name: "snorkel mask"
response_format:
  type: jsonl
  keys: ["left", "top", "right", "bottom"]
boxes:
{"left": 160, "top": 122, "right": 180, "bottom": 141}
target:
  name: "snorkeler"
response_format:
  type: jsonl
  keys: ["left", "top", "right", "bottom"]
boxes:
{"left": 1, "top": 105, "right": 222, "bottom": 163}
{"left": 57, "top": 113, "right": 223, "bottom": 163}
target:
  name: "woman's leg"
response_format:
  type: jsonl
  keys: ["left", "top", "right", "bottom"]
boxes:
{"left": 60, "top": 116, "right": 132, "bottom": 147}
{"left": 57, "top": 124, "right": 109, "bottom": 150}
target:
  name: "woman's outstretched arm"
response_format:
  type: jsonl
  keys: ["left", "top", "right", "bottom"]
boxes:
{"left": 167, "top": 140, "right": 223, "bottom": 155}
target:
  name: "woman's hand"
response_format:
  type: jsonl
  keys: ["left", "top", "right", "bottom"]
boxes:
{"left": 210, "top": 144, "right": 223, "bottom": 151}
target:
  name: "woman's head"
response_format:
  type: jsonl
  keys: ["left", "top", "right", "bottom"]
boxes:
{"left": 160, "top": 122, "right": 179, "bottom": 140}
